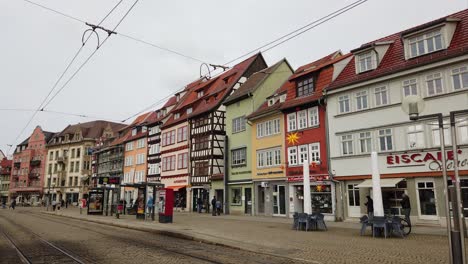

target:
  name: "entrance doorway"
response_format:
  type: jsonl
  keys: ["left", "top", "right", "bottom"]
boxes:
{"left": 416, "top": 180, "right": 438, "bottom": 220}
{"left": 215, "top": 189, "right": 223, "bottom": 213}
{"left": 192, "top": 188, "right": 209, "bottom": 212}
{"left": 244, "top": 188, "right": 252, "bottom": 215}
{"left": 347, "top": 184, "right": 361, "bottom": 217}
{"left": 273, "top": 185, "right": 286, "bottom": 216}
{"left": 258, "top": 185, "right": 265, "bottom": 214}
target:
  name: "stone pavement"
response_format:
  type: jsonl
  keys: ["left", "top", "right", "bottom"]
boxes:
{"left": 39, "top": 207, "right": 453, "bottom": 264}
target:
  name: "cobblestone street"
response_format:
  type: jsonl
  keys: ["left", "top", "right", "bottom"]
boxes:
{"left": 0, "top": 207, "right": 458, "bottom": 263}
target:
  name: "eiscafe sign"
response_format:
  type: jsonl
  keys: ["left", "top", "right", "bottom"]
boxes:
{"left": 386, "top": 149, "right": 468, "bottom": 171}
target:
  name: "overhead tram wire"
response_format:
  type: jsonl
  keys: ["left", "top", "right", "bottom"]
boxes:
{"left": 41, "top": 0, "right": 141, "bottom": 110}
{"left": 0, "top": 108, "right": 120, "bottom": 122}
{"left": 222, "top": 0, "right": 368, "bottom": 66}
{"left": 21, "top": 0, "right": 209, "bottom": 64}
{"left": 8, "top": 0, "right": 125, "bottom": 155}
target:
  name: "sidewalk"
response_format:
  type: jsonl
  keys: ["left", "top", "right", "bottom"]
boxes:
{"left": 41, "top": 207, "right": 451, "bottom": 263}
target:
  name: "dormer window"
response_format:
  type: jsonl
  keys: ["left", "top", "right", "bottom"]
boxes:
{"left": 132, "top": 128, "right": 137, "bottom": 136}
{"left": 142, "top": 126, "right": 147, "bottom": 133}
{"left": 279, "top": 94, "right": 287, "bottom": 103}
{"left": 408, "top": 30, "right": 443, "bottom": 58}
{"left": 197, "top": 90, "right": 204, "bottom": 98}
{"left": 296, "top": 77, "right": 314, "bottom": 97}
{"left": 187, "top": 107, "right": 193, "bottom": 114}
{"left": 157, "top": 111, "right": 161, "bottom": 118}
{"left": 357, "top": 51, "right": 376, "bottom": 73}
{"left": 176, "top": 94, "right": 180, "bottom": 102}
{"left": 174, "top": 113, "right": 180, "bottom": 119}
{"left": 268, "top": 99, "right": 275, "bottom": 106}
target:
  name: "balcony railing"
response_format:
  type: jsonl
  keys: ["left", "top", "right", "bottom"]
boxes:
{"left": 30, "top": 159, "right": 41, "bottom": 166}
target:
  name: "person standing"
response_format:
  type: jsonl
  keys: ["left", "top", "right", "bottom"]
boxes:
{"left": 197, "top": 197, "right": 203, "bottom": 213}
{"left": 10, "top": 199, "right": 16, "bottom": 210}
{"left": 52, "top": 200, "right": 57, "bottom": 211}
{"left": 211, "top": 196, "right": 216, "bottom": 216}
{"left": 401, "top": 193, "right": 411, "bottom": 226}
{"left": 147, "top": 196, "right": 154, "bottom": 216}
{"left": 215, "top": 199, "right": 222, "bottom": 216}
{"left": 365, "top": 195, "right": 374, "bottom": 218}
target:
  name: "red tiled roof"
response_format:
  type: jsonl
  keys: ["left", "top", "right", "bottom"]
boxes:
{"left": 119, "top": 111, "right": 155, "bottom": 132}
{"left": 248, "top": 52, "right": 351, "bottom": 119}
{"left": 162, "top": 53, "right": 266, "bottom": 128}
{"left": 328, "top": 9, "right": 468, "bottom": 90}
{"left": 163, "top": 96, "right": 177, "bottom": 108}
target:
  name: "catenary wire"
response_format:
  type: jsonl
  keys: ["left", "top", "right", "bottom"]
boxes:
{"left": 0, "top": 108, "right": 120, "bottom": 122}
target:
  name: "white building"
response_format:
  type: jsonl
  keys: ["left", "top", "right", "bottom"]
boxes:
{"left": 326, "top": 10, "right": 468, "bottom": 226}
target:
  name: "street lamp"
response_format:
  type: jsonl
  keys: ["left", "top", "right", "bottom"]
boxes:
{"left": 403, "top": 96, "right": 465, "bottom": 264}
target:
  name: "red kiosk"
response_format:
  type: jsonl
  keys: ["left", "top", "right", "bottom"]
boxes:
{"left": 158, "top": 188, "right": 174, "bottom": 223}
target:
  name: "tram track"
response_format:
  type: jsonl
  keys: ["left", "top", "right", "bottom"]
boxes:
{"left": 0, "top": 214, "right": 90, "bottom": 264}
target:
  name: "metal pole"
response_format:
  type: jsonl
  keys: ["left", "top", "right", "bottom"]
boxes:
{"left": 451, "top": 111, "right": 467, "bottom": 264}
{"left": 438, "top": 115, "right": 454, "bottom": 264}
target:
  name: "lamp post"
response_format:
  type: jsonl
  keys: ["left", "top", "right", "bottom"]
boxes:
{"left": 403, "top": 96, "right": 465, "bottom": 264}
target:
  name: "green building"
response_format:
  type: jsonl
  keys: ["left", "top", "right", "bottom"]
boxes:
{"left": 222, "top": 59, "right": 293, "bottom": 215}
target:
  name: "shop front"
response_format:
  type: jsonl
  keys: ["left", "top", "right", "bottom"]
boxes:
{"left": 161, "top": 175, "right": 189, "bottom": 211}
{"left": 254, "top": 179, "right": 288, "bottom": 217}
{"left": 288, "top": 174, "right": 335, "bottom": 221}
{"left": 228, "top": 182, "right": 254, "bottom": 215}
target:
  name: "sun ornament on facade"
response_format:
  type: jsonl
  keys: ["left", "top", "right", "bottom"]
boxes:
{"left": 287, "top": 132, "right": 300, "bottom": 145}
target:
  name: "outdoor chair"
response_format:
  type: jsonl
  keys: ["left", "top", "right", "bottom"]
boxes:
{"left": 296, "top": 213, "right": 310, "bottom": 231}
{"left": 391, "top": 216, "right": 405, "bottom": 238}
{"left": 372, "top": 216, "right": 388, "bottom": 238}
{"left": 360, "top": 215, "right": 372, "bottom": 236}
{"left": 315, "top": 213, "right": 327, "bottom": 231}
{"left": 292, "top": 212, "right": 299, "bottom": 229}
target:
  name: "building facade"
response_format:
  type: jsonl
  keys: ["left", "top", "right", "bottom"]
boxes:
{"left": 0, "top": 157, "right": 12, "bottom": 204}
{"left": 45, "top": 121, "right": 123, "bottom": 204}
{"left": 224, "top": 59, "right": 293, "bottom": 215}
{"left": 326, "top": 10, "right": 468, "bottom": 225}
{"left": 10, "top": 126, "right": 54, "bottom": 205}
{"left": 146, "top": 114, "right": 162, "bottom": 184}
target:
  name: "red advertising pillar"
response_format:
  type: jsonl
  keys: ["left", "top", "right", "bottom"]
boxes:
{"left": 158, "top": 188, "right": 174, "bottom": 223}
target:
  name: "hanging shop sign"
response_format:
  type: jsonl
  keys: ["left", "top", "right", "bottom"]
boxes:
{"left": 98, "top": 177, "right": 121, "bottom": 185}
{"left": 386, "top": 149, "right": 467, "bottom": 171}
{"left": 287, "top": 174, "right": 329, "bottom": 182}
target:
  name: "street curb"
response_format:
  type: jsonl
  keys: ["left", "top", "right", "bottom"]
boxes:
{"left": 39, "top": 211, "right": 320, "bottom": 263}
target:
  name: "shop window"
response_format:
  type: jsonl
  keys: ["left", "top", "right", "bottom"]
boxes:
{"left": 417, "top": 181, "right": 437, "bottom": 216}
{"left": 382, "top": 181, "right": 407, "bottom": 216}
{"left": 231, "top": 188, "right": 242, "bottom": 205}
{"left": 311, "top": 184, "right": 332, "bottom": 214}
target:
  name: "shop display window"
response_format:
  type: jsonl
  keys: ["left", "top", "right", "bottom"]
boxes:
{"left": 231, "top": 188, "right": 242, "bottom": 205}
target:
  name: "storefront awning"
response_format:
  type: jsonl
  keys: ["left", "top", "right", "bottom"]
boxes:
{"left": 356, "top": 178, "right": 404, "bottom": 188}
{"left": 166, "top": 185, "right": 187, "bottom": 191}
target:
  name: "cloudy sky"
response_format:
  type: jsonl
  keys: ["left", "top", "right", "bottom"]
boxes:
{"left": 1, "top": 0, "right": 467, "bottom": 156}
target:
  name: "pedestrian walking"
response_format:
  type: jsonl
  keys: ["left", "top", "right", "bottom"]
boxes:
{"left": 10, "top": 199, "right": 16, "bottom": 210}
{"left": 211, "top": 196, "right": 216, "bottom": 216}
{"left": 400, "top": 193, "right": 411, "bottom": 226}
{"left": 197, "top": 197, "right": 203, "bottom": 213}
{"left": 147, "top": 196, "right": 154, "bottom": 216}
{"left": 215, "top": 199, "right": 222, "bottom": 216}
{"left": 52, "top": 200, "right": 57, "bottom": 211}
{"left": 61, "top": 199, "right": 65, "bottom": 207}
{"left": 65, "top": 199, "right": 69, "bottom": 208}
{"left": 365, "top": 195, "right": 374, "bottom": 218}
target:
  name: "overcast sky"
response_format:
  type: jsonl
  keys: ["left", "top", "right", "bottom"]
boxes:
{"left": 1, "top": 0, "right": 467, "bottom": 156}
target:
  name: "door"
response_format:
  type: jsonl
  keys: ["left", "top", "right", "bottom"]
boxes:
{"left": 244, "top": 188, "right": 252, "bottom": 215}
{"left": 258, "top": 186, "right": 265, "bottom": 214}
{"left": 417, "top": 180, "right": 438, "bottom": 220}
{"left": 347, "top": 184, "right": 361, "bottom": 217}
{"left": 273, "top": 185, "right": 286, "bottom": 216}
{"left": 215, "top": 189, "right": 223, "bottom": 213}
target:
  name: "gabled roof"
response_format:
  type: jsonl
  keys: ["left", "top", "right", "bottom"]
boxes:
{"left": 223, "top": 59, "right": 292, "bottom": 106}
{"left": 50, "top": 120, "right": 125, "bottom": 143}
{"left": 328, "top": 9, "right": 468, "bottom": 90}
{"left": 118, "top": 112, "right": 154, "bottom": 132}
{"left": 162, "top": 53, "right": 267, "bottom": 128}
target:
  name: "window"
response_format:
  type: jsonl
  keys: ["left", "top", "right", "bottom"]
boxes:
{"left": 71, "top": 149, "right": 75, "bottom": 158}
{"left": 75, "top": 161, "right": 79, "bottom": 172}
{"left": 309, "top": 143, "right": 320, "bottom": 162}
{"left": 162, "top": 130, "right": 176, "bottom": 146}
{"left": 257, "top": 148, "right": 281, "bottom": 168}
{"left": 125, "top": 142, "right": 133, "bottom": 151}
{"left": 359, "top": 132, "right": 372, "bottom": 153}
{"left": 174, "top": 113, "right": 180, "bottom": 119}
{"left": 257, "top": 119, "right": 280, "bottom": 138}
{"left": 288, "top": 147, "right": 297, "bottom": 166}
{"left": 231, "top": 188, "right": 242, "bottom": 205}
{"left": 298, "top": 145, "right": 308, "bottom": 164}
{"left": 132, "top": 129, "right": 137, "bottom": 136}
{"left": 308, "top": 107, "right": 319, "bottom": 127}
{"left": 408, "top": 30, "right": 443, "bottom": 58}
{"left": 341, "top": 135, "right": 354, "bottom": 155}
{"left": 458, "top": 119, "right": 468, "bottom": 144}
{"left": 186, "top": 107, "right": 192, "bottom": 114}
{"left": 297, "top": 77, "right": 314, "bottom": 97}
{"left": 358, "top": 52, "right": 374, "bottom": 73}
{"left": 197, "top": 90, "right": 204, "bottom": 98}
{"left": 148, "top": 164, "right": 160, "bottom": 175}
{"left": 417, "top": 181, "right": 437, "bottom": 216}
{"left": 194, "top": 135, "right": 209, "bottom": 150}
{"left": 257, "top": 123, "right": 264, "bottom": 138}
{"left": 403, "top": 79, "right": 418, "bottom": 97}
{"left": 70, "top": 162, "right": 74, "bottom": 172}
{"left": 339, "top": 95, "right": 350, "bottom": 113}
{"left": 348, "top": 184, "right": 360, "bottom": 206}
{"left": 232, "top": 148, "right": 246, "bottom": 166}
{"left": 407, "top": 125, "right": 425, "bottom": 149}
{"left": 178, "top": 153, "right": 188, "bottom": 169}
{"left": 162, "top": 156, "right": 176, "bottom": 171}
{"left": 49, "top": 151, "right": 53, "bottom": 161}
{"left": 232, "top": 116, "right": 246, "bottom": 133}
{"left": 137, "top": 138, "right": 145, "bottom": 148}
{"left": 452, "top": 66, "right": 468, "bottom": 90}
{"left": 355, "top": 90, "right": 368, "bottom": 110}
{"left": 432, "top": 125, "right": 451, "bottom": 147}
{"left": 125, "top": 156, "right": 133, "bottom": 166}
{"left": 48, "top": 164, "right": 52, "bottom": 174}
{"left": 287, "top": 113, "right": 297, "bottom": 131}
{"left": 426, "top": 73, "right": 444, "bottom": 96}
{"left": 374, "top": 86, "right": 388, "bottom": 106}
{"left": 378, "top": 128, "right": 394, "bottom": 151}
{"left": 177, "top": 126, "right": 188, "bottom": 142}
{"left": 193, "top": 161, "right": 209, "bottom": 176}
{"left": 297, "top": 110, "right": 307, "bottom": 130}
{"left": 136, "top": 153, "right": 145, "bottom": 164}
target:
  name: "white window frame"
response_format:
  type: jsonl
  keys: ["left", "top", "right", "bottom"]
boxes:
{"left": 341, "top": 134, "right": 354, "bottom": 156}
{"left": 408, "top": 29, "right": 444, "bottom": 58}
{"left": 425, "top": 72, "right": 444, "bottom": 96}
{"left": 407, "top": 125, "right": 425, "bottom": 149}
{"left": 298, "top": 145, "right": 309, "bottom": 165}
{"left": 355, "top": 90, "right": 369, "bottom": 110}
{"left": 403, "top": 79, "right": 418, "bottom": 97}
{"left": 308, "top": 107, "right": 319, "bottom": 127}
{"left": 374, "top": 86, "right": 389, "bottom": 106}
{"left": 457, "top": 119, "right": 468, "bottom": 145}
{"left": 287, "top": 113, "right": 297, "bottom": 132}
{"left": 232, "top": 148, "right": 247, "bottom": 166}
{"left": 359, "top": 131, "right": 372, "bottom": 154}
{"left": 297, "top": 110, "right": 308, "bottom": 130}
{"left": 378, "top": 128, "right": 394, "bottom": 152}
{"left": 137, "top": 138, "right": 145, "bottom": 149}
{"left": 338, "top": 95, "right": 350, "bottom": 114}
{"left": 451, "top": 66, "right": 468, "bottom": 91}
{"left": 309, "top": 143, "right": 320, "bottom": 162}
{"left": 125, "top": 142, "right": 133, "bottom": 151}
{"left": 232, "top": 116, "right": 246, "bottom": 133}
{"left": 357, "top": 51, "right": 375, "bottom": 73}
{"left": 288, "top": 147, "right": 297, "bottom": 166}
{"left": 257, "top": 123, "right": 264, "bottom": 138}
{"left": 432, "top": 125, "right": 451, "bottom": 147}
